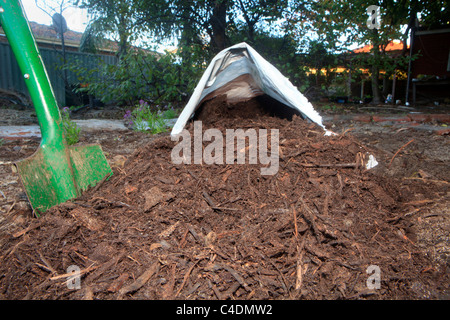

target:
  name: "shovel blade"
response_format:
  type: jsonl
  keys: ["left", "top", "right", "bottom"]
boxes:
{"left": 16, "top": 144, "right": 112, "bottom": 215}
{"left": 69, "top": 144, "right": 113, "bottom": 192}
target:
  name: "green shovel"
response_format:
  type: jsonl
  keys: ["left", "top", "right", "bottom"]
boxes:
{"left": 0, "top": 0, "right": 112, "bottom": 215}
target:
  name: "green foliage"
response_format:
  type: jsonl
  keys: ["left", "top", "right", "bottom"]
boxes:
{"left": 123, "top": 100, "right": 177, "bottom": 134}
{"left": 66, "top": 49, "right": 204, "bottom": 107}
{"left": 76, "top": 0, "right": 140, "bottom": 58}
{"left": 161, "top": 107, "right": 177, "bottom": 120}
{"left": 61, "top": 107, "right": 80, "bottom": 145}
{"left": 71, "top": 0, "right": 448, "bottom": 106}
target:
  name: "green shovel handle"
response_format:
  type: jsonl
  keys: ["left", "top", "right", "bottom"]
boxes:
{"left": 0, "top": 0, "right": 65, "bottom": 149}
{"left": 0, "top": 0, "right": 64, "bottom": 147}
{"left": 0, "top": 0, "right": 79, "bottom": 208}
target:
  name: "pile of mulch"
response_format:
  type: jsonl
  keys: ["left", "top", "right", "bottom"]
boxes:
{"left": 0, "top": 96, "right": 448, "bottom": 300}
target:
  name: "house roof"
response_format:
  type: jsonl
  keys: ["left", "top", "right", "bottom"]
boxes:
{"left": 0, "top": 21, "right": 118, "bottom": 54}
{"left": 353, "top": 40, "right": 408, "bottom": 53}
{"left": 1, "top": 21, "right": 162, "bottom": 57}
{"left": 29, "top": 21, "right": 82, "bottom": 45}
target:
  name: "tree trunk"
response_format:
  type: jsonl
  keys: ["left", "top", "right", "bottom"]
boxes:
{"left": 382, "top": 74, "right": 389, "bottom": 98}
{"left": 209, "top": 0, "right": 229, "bottom": 53}
{"left": 117, "top": 15, "right": 129, "bottom": 60}
{"left": 371, "top": 64, "right": 382, "bottom": 104}
{"left": 370, "top": 29, "right": 382, "bottom": 104}
{"left": 347, "top": 70, "right": 352, "bottom": 100}
{"left": 117, "top": 35, "right": 128, "bottom": 60}
{"left": 237, "top": 0, "right": 256, "bottom": 43}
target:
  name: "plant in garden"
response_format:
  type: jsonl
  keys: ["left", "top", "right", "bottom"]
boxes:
{"left": 161, "top": 106, "right": 177, "bottom": 120}
{"left": 61, "top": 107, "right": 80, "bottom": 145}
{"left": 123, "top": 109, "right": 133, "bottom": 127}
{"left": 124, "top": 100, "right": 175, "bottom": 134}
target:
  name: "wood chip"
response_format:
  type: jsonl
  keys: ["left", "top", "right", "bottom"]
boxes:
{"left": 108, "top": 273, "right": 129, "bottom": 293}
{"left": 143, "top": 186, "right": 174, "bottom": 211}
{"left": 118, "top": 262, "right": 159, "bottom": 296}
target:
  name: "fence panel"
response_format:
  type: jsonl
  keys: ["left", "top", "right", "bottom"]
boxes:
{"left": 0, "top": 42, "right": 117, "bottom": 106}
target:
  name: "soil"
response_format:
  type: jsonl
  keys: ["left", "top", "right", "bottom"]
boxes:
{"left": 0, "top": 97, "right": 449, "bottom": 300}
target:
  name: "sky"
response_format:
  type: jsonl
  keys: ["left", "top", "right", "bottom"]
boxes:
{"left": 19, "top": 0, "right": 174, "bottom": 52}
{"left": 21, "top": 0, "right": 90, "bottom": 33}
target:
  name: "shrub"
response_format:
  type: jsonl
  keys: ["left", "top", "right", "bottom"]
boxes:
{"left": 124, "top": 100, "right": 175, "bottom": 134}
{"left": 61, "top": 107, "right": 80, "bottom": 145}
{"left": 65, "top": 50, "right": 203, "bottom": 107}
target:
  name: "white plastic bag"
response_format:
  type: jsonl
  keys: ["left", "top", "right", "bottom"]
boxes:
{"left": 171, "top": 42, "right": 326, "bottom": 136}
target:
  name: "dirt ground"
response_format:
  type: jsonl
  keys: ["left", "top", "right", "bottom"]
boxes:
{"left": 0, "top": 99, "right": 449, "bottom": 300}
